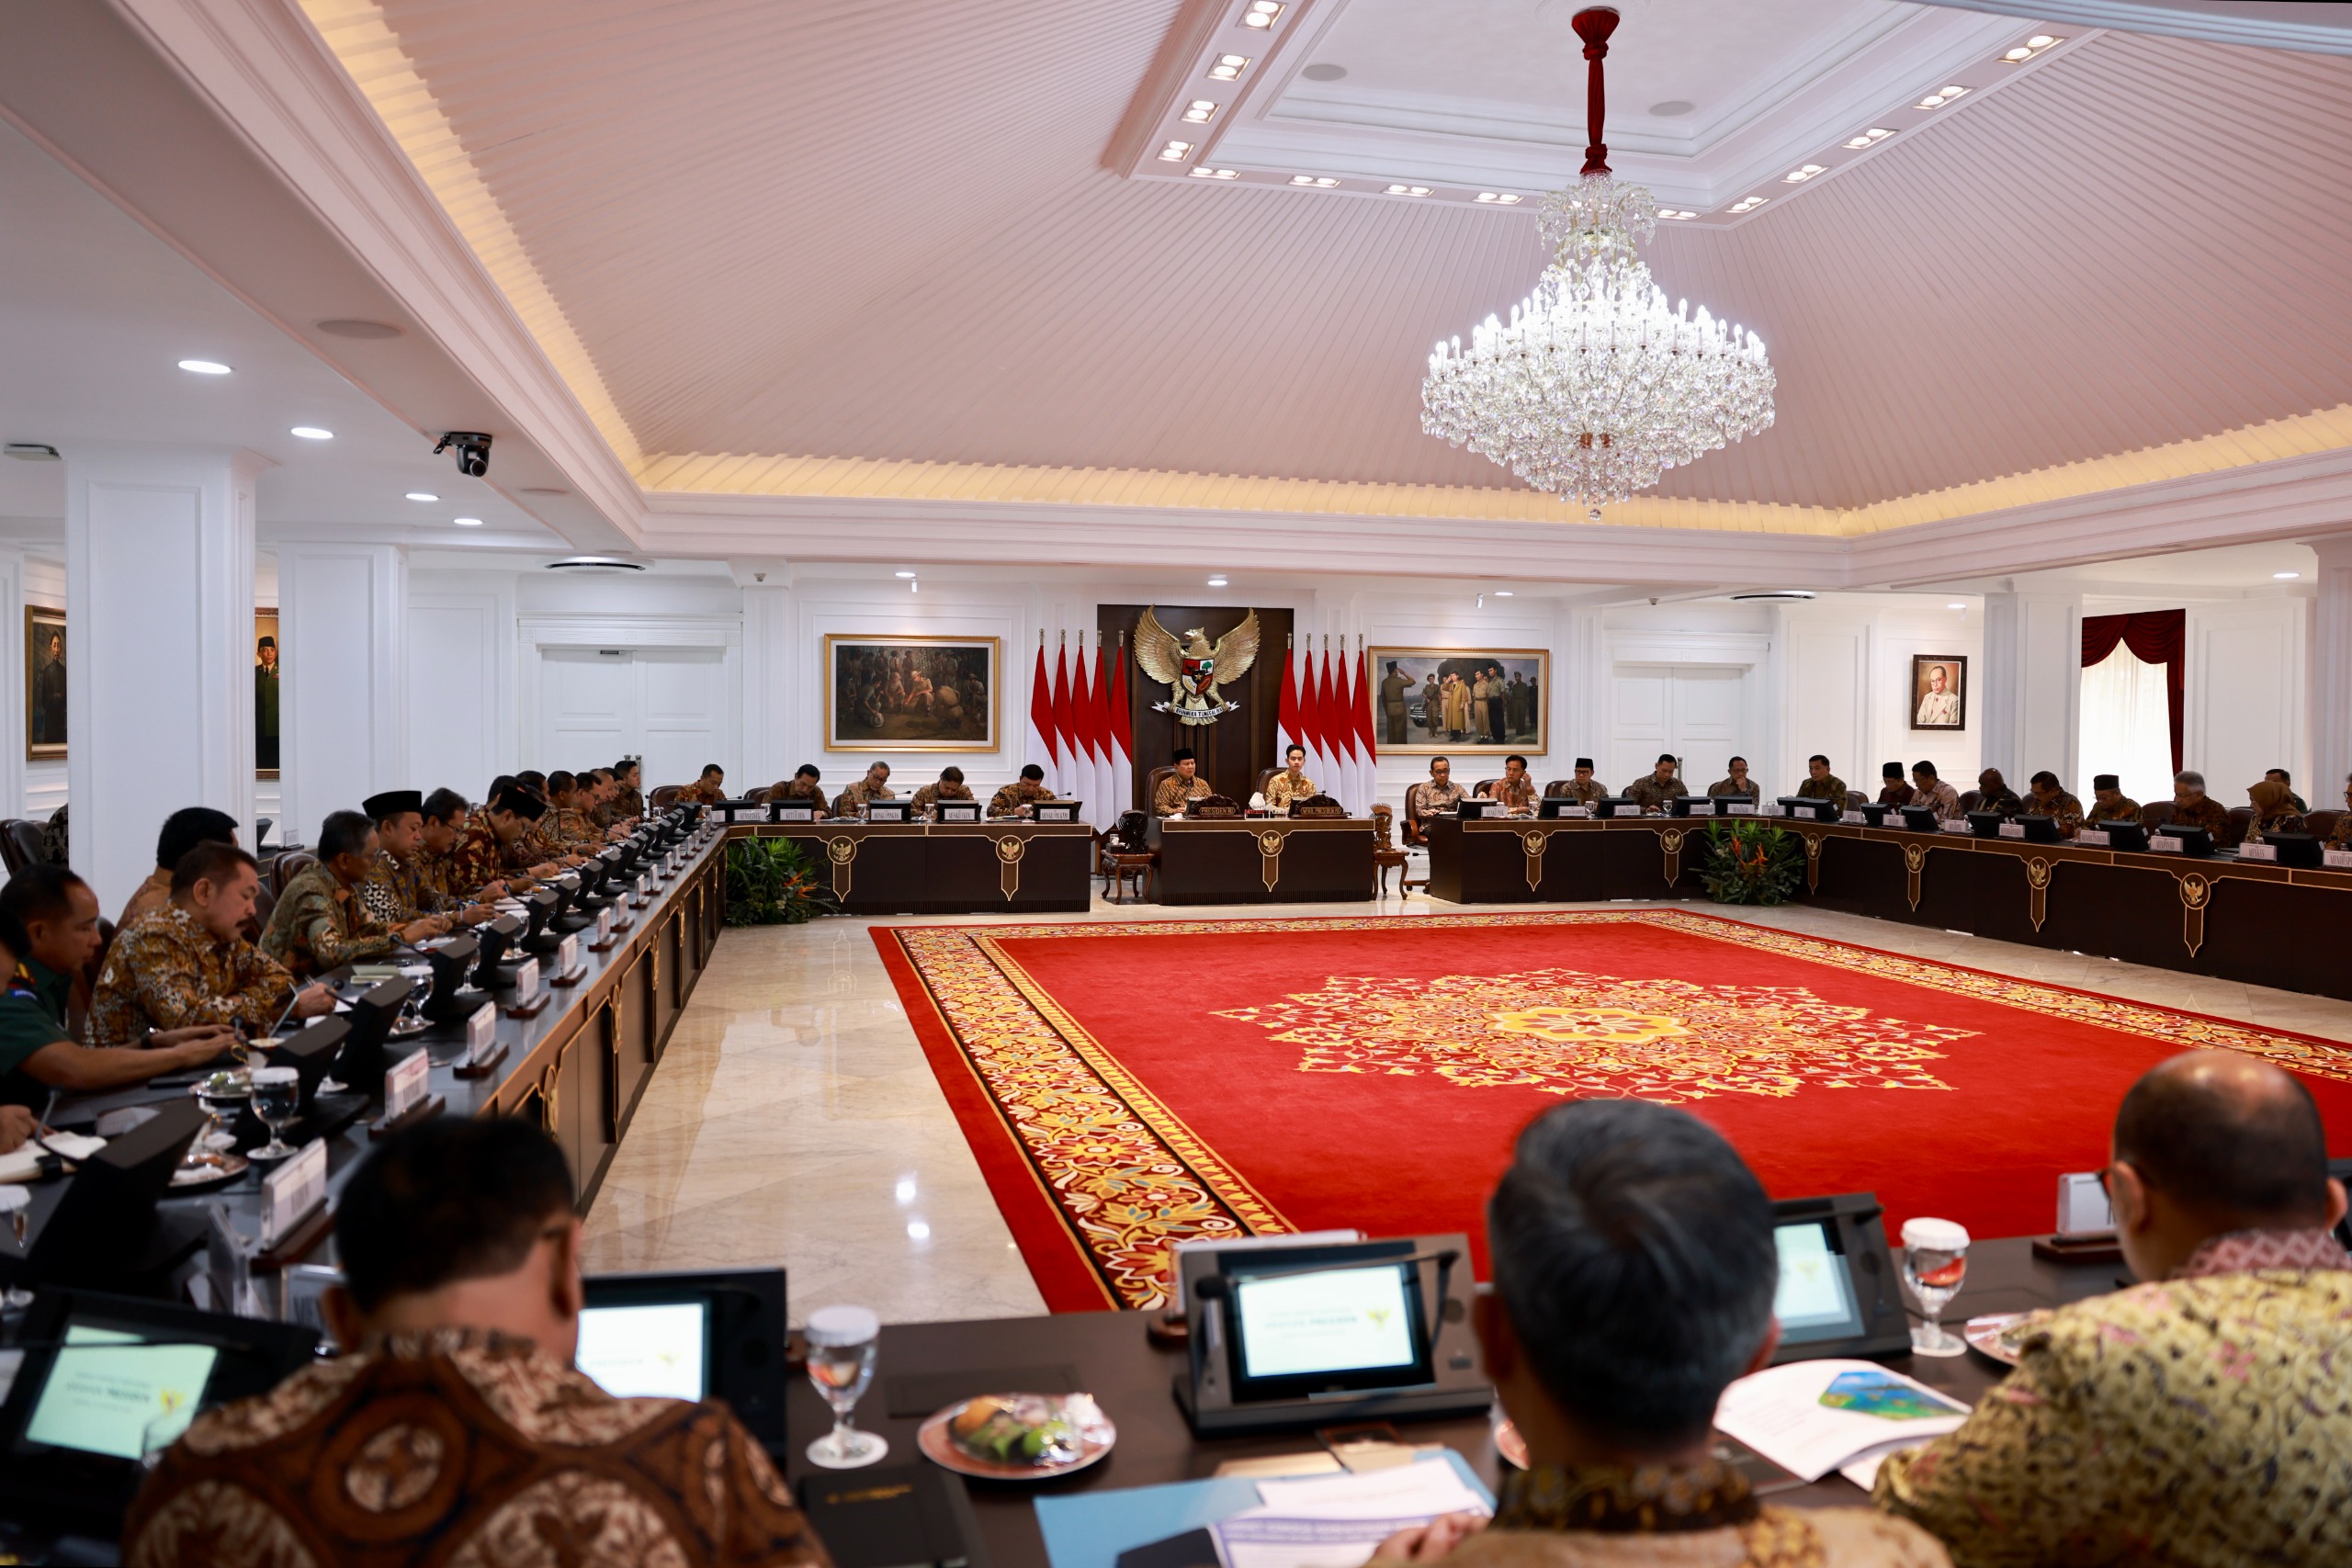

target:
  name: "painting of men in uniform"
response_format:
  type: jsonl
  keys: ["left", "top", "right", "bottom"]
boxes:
{"left": 1368, "top": 647, "right": 1546, "bottom": 755}
{"left": 825, "top": 636, "right": 999, "bottom": 751}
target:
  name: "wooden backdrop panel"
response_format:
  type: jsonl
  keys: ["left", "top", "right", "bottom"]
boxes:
{"left": 1097, "top": 605, "right": 1294, "bottom": 812}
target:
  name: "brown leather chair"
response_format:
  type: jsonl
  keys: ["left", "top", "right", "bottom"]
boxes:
{"left": 0, "top": 819, "right": 38, "bottom": 875}
{"left": 1252, "top": 766, "right": 1281, "bottom": 803}
{"left": 2138, "top": 801, "right": 2176, "bottom": 829}
{"left": 1542, "top": 779, "right": 1572, "bottom": 798}
{"left": 649, "top": 784, "right": 684, "bottom": 810}
{"left": 250, "top": 881, "right": 277, "bottom": 934}
{"left": 1145, "top": 765, "right": 1179, "bottom": 813}
{"left": 2308, "top": 808, "right": 2343, "bottom": 842}
{"left": 270, "top": 851, "right": 318, "bottom": 899}
{"left": 1957, "top": 790, "right": 1983, "bottom": 815}
{"left": 1371, "top": 805, "right": 1409, "bottom": 897}
{"left": 2224, "top": 805, "right": 2256, "bottom": 846}
{"left": 1476, "top": 778, "right": 1501, "bottom": 798}
{"left": 1845, "top": 789, "right": 1867, "bottom": 810}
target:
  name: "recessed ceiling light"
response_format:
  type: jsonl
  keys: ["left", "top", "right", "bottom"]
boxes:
{"left": 405, "top": 491, "right": 439, "bottom": 502}
{"left": 1190, "top": 166, "right": 1240, "bottom": 179}
{"left": 1242, "top": 0, "right": 1283, "bottom": 28}
{"left": 2273, "top": 570, "right": 2302, "bottom": 580}
{"left": 176, "top": 358, "right": 232, "bottom": 375}
{"left": 1844, "top": 128, "right": 1895, "bottom": 150}
{"left": 1385, "top": 184, "right": 1432, "bottom": 197}
{"left": 1182, "top": 99, "right": 1218, "bottom": 122}
{"left": 2001, "top": 34, "right": 2063, "bottom": 62}
{"left": 1782, "top": 164, "right": 1827, "bottom": 183}
{"left": 1290, "top": 175, "right": 1340, "bottom": 186}
{"left": 1209, "top": 53, "right": 1250, "bottom": 81}
{"left": 1657, "top": 208, "right": 1698, "bottom": 220}
{"left": 1727, "top": 196, "right": 1769, "bottom": 214}
{"left": 1475, "top": 191, "right": 1523, "bottom": 204}
{"left": 289, "top": 426, "right": 334, "bottom": 440}
{"left": 1493, "top": 590, "right": 1513, "bottom": 597}
{"left": 2028, "top": 34, "right": 2058, "bottom": 48}
{"left": 895, "top": 570, "right": 917, "bottom": 579}
{"left": 453, "top": 516, "right": 484, "bottom": 526}
{"left": 1948, "top": 602, "right": 1967, "bottom": 610}
{"left": 1207, "top": 576, "right": 1228, "bottom": 587}
{"left": 1917, "top": 85, "right": 1968, "bottom": 109}
{"left": 1158, "top": 140, "right": 1193, "bottom": 163}
{"left": 519, "top": 486, "right": 568, "bottom": 496}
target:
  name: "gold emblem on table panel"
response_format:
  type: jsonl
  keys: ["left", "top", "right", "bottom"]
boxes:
{"left": 1520, "top": 829, "right": 1550, "bottom": 892}
{"left": 996, "top": 834, "right": 1025, "bottom": 901}
{"left": 2025, "top": 856, "right": 2053, "bottom": 931}
{"left": 1214, "top": 967, "right": 1973, "bottom": 1103}
{"left": 603, "top": 991, "right": 625, "bottom": 1139}
{"left": 826, "top": 835, "right": 858, "bottom": 900}
{"left": 1800, "top": 830, "right": 1826, "bottom": 892}
{"left": 1255, "top": 829, "right": 1288, "bottom": 892}
{"left": 2179, "top": 871, "right": 2211, "bottom": 956}
{"left": 1902, "top": 843, "right": 1928, "bottom": 910}
{"left": 1658, "top": 827, "right": 1686, "bottom": 884}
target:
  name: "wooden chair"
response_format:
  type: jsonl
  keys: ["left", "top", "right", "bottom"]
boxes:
{"left": 1100, "top": 810, "right": 1158, "bottom": 903}
{"left": 1371, "top": 805, "right": 1410, "bottom": 897}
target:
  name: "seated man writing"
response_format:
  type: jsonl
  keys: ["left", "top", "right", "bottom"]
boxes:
{"left": 1624, "top": 753, "right": 1686, "bottom": 812}
{"left": 360, "top": 789, "right": 497, "bottom": 931}
{"left": 2021, "top": 771, "right": 2083, "bottom": 836}
{"left": 989, "top": 763, "right": 1057, "bottom": 818}
{"left": 1479, "top": 754, "right": 1538, "bottom": 815}
{"left": 1375, "top": 1100, "right": 1945, "bottom": 1567}
{"left": 910, "top": 765, "right": 975, "bottom": 815}
{"left": 0, "top": 904, "right": 236, "bottom": 1105}
{"left": 2155, "top": 769, "right": 2232, "bottom": 836}
{"left": 2084, "top": 773, "right": 2141, "bottom": 827}
{"left": 1403, "top": 757, "right": 1467, "bottom": 844}
{"left": 1910, "top": 761, "right": 1962, "bottom": 819}
{"left": 1878, "top": 761, "right": 1916, "bottom": 806}
{"left": 90, "top": 845, "right": 336, "bottom": 1045}
{"left": 1155, "top": 749, "right": 1213, "bottom": 815}
{"left": 1876, "top": 1050, "right": 2352, "bottom": 1565}
{"left": 833, "top": 761, "right": 897, "bottom": 817}
{"left": 1552, "top": 757, "right": 1605, "bottom": 807}
{"left": 263, "top": 810, "right": 445, "bottom": 979}
{"left": 770, "top": 763, "right": 831, "bottom": 816}
{"left": 128, "top": 1116, "right": 832, "bottom": 1567}
{"left": 1264, "top": 744, "right": 1317, "bottom": 813}
{"left": 448, "top": 785, "right": 562, "bottom": 898}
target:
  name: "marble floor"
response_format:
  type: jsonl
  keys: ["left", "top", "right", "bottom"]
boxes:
{"left": 579, "top": 887, "right": 2352, "bottom": 1325}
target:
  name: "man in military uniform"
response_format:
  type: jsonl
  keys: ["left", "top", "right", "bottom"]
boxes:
{"left": 610, "top": 759, "right": 646, "bottom": 821}
{"left": 1481, "top": 754, "right": 1538, "bottom": 815}
{"left": 2085, "top": 773, "right": 2142, "bottom": 828}
{"left": 1154, "top": 749, "right": 1213, "bottom": 816}
{"left": 1625, "top": 753, "right": 1688, "bottom": 813}
{"left": 769, "top": 764, "right": 830, "bottom": 816}
{"left": 265, "top": 811, "right": 444, "bottom": 980}
{"left": 1403, "top": 757, "right": 1466, "bottom": 845}
{"left": 1793, "top": 755, "right": 1848, "bottom": 805}
{"left": 1877, "top": 762, "right": 1916, "bottom": 807}
{"left": 449, "top": 787, "right": 560, "bottom": 897}
{"left": 989, "top": 764, "right": 1057, "bottom": 819}
{"left": 910, "top": 766, "right": 976, "bottom": 816}
{"left": 1554, "top": 758, "right": 1607, "bottom": 807}
{"left": 1263, "top": 745, "right": 1317, "bottom": 813}
{"left": 1974, "top": 768, "right": 2025, "bottom": 816}
{"left": 2266, "top": 768, "right": 2309, "bottom": 813}
{"left": 90, "top": 844, "right": 335, "bottom": 1046}
{"left": 680, "top": 762, "right": 728, "bottom": 807}
{"left": 359, "top": 790, "right": 496, "bottom": 930}
{"left": 2022, "top": 771, "right": 2085, "bottom": 837}
{"left": 1379, "top": 660, "right": 1411, "bottom": 747}
{"left": 1705, "top": 758, "right": 1757, "bottom": 800}
{"left": 834, "top": 761, "right": 897, "bottom": 818}
{"left": 1911, "top": 761, "right": 1962, "bottom": 820}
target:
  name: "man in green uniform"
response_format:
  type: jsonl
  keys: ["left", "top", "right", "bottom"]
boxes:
{"left": 263, "top": 811, "right": 443, "bottom": 980}
{"left": 1380, "top": 660, "right": 1411, "bottom": 747}
{"left": 0, "top": 895, "right": 233, "bottom": 1106}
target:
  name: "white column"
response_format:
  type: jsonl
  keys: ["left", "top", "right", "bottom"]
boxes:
{"left": 1559, "top": 605, "right": 1606, "bottom": 773}
{"left": 0, "top": 547, "right": 27, "bottom": 820}
{"left": 64, "top": 445, "right": 262, "bottom": 912}
{"left": 277, "top": 543, "right": 408, "bottom": 846}
{"left": 741, "top": 582, "right": 793, "bottom": 791}
{"left": 1978, "top": 591, "right": 2081, "bottom": 785}
{"left": 2309, "top": 536, "right": 2352, "bottom": 799}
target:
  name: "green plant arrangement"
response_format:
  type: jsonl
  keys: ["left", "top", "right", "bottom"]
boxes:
{"left": 1698, "top": 818, "right": 1805, "bottom": 907}
{"left": 723, "top": 836, "right": 838, "bottom": 926}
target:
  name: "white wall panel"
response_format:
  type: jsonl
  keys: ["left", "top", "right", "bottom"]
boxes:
{"left": 278, "top": 545, "right": 406, "bottom": 843}
{"left": 2188, "top": 601, "right": 2305, "bottom": 790}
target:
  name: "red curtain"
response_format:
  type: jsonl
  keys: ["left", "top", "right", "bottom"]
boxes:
{"left": 2081, "top": 609, "right": 2185, "bottom": 774}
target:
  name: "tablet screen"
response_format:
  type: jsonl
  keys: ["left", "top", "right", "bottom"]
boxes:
{"left": 574, "top": 1301, "right": 709, "bottom": 1401}
{"left": 1235, "top": 1263, "right": 1419, "bottom": 1382}
{"left": 1772, "top": 1220, "right": 1865, "bottom": 1344}
{"left": 22, "top": 1325, "right": 221, "bottom": 1461}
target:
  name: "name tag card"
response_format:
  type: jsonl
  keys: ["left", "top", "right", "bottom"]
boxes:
{"left": 2326, "top": 849, "right": 2352, "bottom": 870}
{"left": 1560, "top": 806, "right": 1589, "bottom": 818}
{"left": 261, "top": 1140, "right": 329, "bottom": 1250}
{"left": 775, "top": 806, "right": 813, "bottom": 821}
{"left": 595, "top": 907, "right": 615, "bottom": 944}
{"left": 1728, "top": 803, "right": 1758, "bottom": 816}
{"left": 512, "top": 958, "right": 541, "bottom": 1004}
{"left": 2150, "top": 836, "right": 2182, "bottom": 853}
{"left": 636, "top": 874, "right": 650, "bottom": 899}
{"left": 557, "top": 933, "right": 581, "bottom": 974}
{"left": 1939, "top": 819, "right": 1972, "bottom": 833}
{"left": 1998, "top": 822, "right": 2026, "bottom": 839}
{"left": 466, "top": 1002, "right": 498, "bottom": 1063}
{"left": 2077, "top": 829, "right": 2110, "bottom": 847}
{"left": 1842, "top": 810, "right": 1869, "bottom": 825}
{"left": 384, "top": 1049, "right": 429, "bottom": 1120}
{"left": 2239, "top": 842, "right": 2278, "bottom": 862}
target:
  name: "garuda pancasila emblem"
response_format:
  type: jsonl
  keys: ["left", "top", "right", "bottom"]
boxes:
{"left": 1133, "top": 606, "right": 1261, "bottom": 727}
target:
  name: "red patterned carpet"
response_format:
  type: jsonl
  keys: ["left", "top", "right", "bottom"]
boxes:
{"left": 873, "top": 910, "right": 2352, "bottom": 1312}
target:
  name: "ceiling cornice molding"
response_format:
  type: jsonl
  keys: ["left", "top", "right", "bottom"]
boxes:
{"left": 105, "top": 0, "right": 647, "bottom": 544}
{"left": 1917, "top": 0, "right": 2352, "bottom": 58}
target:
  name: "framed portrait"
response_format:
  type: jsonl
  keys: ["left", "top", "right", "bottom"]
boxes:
{"left": 1909, "top": 654, "right": 1967, "bottom": 731}
{"left": 1366, "top": 647, "right": 1548, "bottom": 755}
{"left": 24, "top": 606, "right": 65, "bottom": 761}
{"left": 824, "top": 635, "right": 1001, "bottom": 752}
{"left": 255, "top": 607, "right": 281, "bottom": 778}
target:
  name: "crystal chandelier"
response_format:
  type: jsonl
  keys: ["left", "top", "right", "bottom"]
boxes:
{"left": 1420, "top": 7, "right": 1774, "bottom": 506}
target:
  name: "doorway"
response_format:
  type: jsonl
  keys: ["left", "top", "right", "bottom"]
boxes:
{"left": 538, "top": 646, "right": 730, "bottom": 787}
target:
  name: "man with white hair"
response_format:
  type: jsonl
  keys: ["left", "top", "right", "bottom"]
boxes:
{"left": 2155, "top": 770, "right": 2231, "bottom": 836}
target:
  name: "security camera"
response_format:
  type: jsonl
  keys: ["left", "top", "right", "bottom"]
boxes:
{"left": 433, "top": 431, "right": 493, "bottom": 477}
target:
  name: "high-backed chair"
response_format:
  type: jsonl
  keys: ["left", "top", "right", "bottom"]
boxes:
{"left": 2139, "top": 801, "right": 2177, "bottom": 830}
{"left": 1100, "top": 810, "right": 1158, "bottom": 903}
{"left": 0, "top": 819, "right": 39, "bottom": 875}
{"left": 1845, "top": 788, "right": 1867, "bottom": 810}
{"left": 2224, "top": 806, "right": 2256, "bottom": 847}
{"left": 1957, "top": 790, "right": 1983, "bottom": 815}
{"left": 1252, "top": 766, "right": 1281, "bottom": 804}
{"left": 2307, "top": 808, "right": 2343, "bottom": 842}
{"left": 1475, "top": 778, "right": 1501, "bottom": 798}
{"left": 1145, "top": 765, "right": 1178, "bottom": 813}
{"left": 1542, "top": 779, "right": 1573, "bottom": 798}
{"left": 1371, "top": 805, "right": 1409, "bottom": 897}
{"left": 270, "top": 851, "right": 318, "bottom": 899}
{"left": 649, "top": 784, "right": 684, "bottom": 810}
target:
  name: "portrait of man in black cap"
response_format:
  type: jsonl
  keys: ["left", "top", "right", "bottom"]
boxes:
{"left": 255, "top": 615, "right": 281, "bottom": 774}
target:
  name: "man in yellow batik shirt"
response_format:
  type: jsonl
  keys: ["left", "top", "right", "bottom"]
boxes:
{"left": 1263, "top": 745, "right": 1317, "bottom": 813}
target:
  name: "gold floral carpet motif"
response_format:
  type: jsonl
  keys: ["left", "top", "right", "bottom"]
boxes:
{"left": 1212, "top": 967, "right": 1975, "bottom": 1101}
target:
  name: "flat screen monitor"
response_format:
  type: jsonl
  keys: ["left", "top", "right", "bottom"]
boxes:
{"left": 1764, "top": 1192, "right": 1911, "bottom": 1363}
{"left": 2098, "top": 821, "right": 2149, "bottom": 852}
{"left": 2154, "top": 824, "right": 2214, "bottom": 857}
{"left": 338, "top": 976, "right": 416, "bottom": 1099}
{"left": 2263, "top": 832, "right": 2324, "bottom": 869}
{"left": 472, "top": 913, "right": 523, "bottom": 987}
{"left": 1899, "top": 806, "right": 1942, "bottom": 832}
{"left": 578, "top": 1269, "right": 789, "bottom": 1448}
{"left": 24, "top": 1100, "right": 208, "bottom": 1290}
{"left": 1770, "top": 1218, "right": 1867, "bottom": 1346}
{"left": 1966, "top": 810, "right": 2007, "bottom": 838}
{"left": 1536, "top": 796, "right": 1588, "bottom": 819}
{"left": 276, "top": 1015, "right": 351, "bottom": 1111}
{"left": 1219, "top": 1240, "right": 1434, "bottom": 1403}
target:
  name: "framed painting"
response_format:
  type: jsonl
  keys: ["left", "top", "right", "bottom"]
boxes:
{"left": 1910, "top": 654, "right": 1967, "bottom": 731}
{"left": 1366, "top": 647, "right": 1548, "bottom": 755}
{"left": 256, "top": 608, "right": 281, "bottom": 778}
{"left": 824, "top": 635, "right": 1001, "bottom": 752}
{"left": 24, "top": 606, "right": 65, "bottom": 760}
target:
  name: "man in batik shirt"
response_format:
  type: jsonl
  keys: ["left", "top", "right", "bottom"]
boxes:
{"left": 1402, "top": 757, "right": 1467, "bottom": 845}
{"left": 2154, "top": 770, "right": 2232, "bottom": 836}
{"left": 833, "top": 761, "right": 899, "bottom": 818}
{"left": 448, "top": 788, "right": 560, "bottom": 897}
{"left": 910, "top": 766, "right": 976, "bottom": 816}
{"left": 1909, "top": 761, "right": 1963, "bottom": 821}
{"left": 91, "top": 843, "right": 334, "bottom": 1043}
{"left": 610, "top": 759, "right": 647, "bottom": 821}
{"left": 358, "top": 789, "right": 497, "bottom": 930}
{"left": 989, "top": 765, "right": 1058, "bottom": 819}
{"left": 1480, "top": 754, "right": 1539, "bottom": 816}
{"left": 1794, "top": 755, "right": 1849, "bottom": 805}
{"left": 2021, "top": 771, "right": 2084, "bottom": 837}
{"left": 770, "top": 764, "right": 831, "bottom": 816}
{"left": 2085, "top": 773, "right": 2142, "bottom": 828}
{"left": 1553, "top": 758, "right": 1607, "bottom": 807}
{"left": 1877, "top": 1052, "right": 2352, "bottom": 1566}
{"left": 680, "top": 762, "right": 728, "bottom": 806}
{"left": 1625, "top": 754, "right": 1689, "bottom": 813}
{"left": 1263, "top": 746, "right": 1318, "bottom": 813}
{"left": 263, "top": 811, "right": 442, "bottom": 979}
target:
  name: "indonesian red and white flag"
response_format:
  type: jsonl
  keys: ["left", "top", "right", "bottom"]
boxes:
{"left": 1354, "top": 646, "right": 1379, "bottom": 814}
{"left": 1275, "top": 640, "right": 1300, "bottom": 769}
{"left": 1028, "top": 637, "right": 1059, "bottom": 794}
{"left": 1050, "top": 639, "right": 1074, "bottom": 798}
{"left": 1330, "top": 649, "right": 1362, "bottom": 812}
{"left": 1101, "top": 637, "right": 1132, "bottom": 821}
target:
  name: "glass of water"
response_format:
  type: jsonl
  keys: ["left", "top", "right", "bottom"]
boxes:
{"left": 249, "top": 1066, "right": 301, "bottom": 1161}
{"left": 1900, "top": 1216, "right": 1971, "bottom": 1357}
{"left": 803, "top": 1304, "right": 887, "bottom": 1468}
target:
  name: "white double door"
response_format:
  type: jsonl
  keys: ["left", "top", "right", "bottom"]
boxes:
{"left": 1608, "top": 663, "right": 1750, "bottom": 792}
{"left": 538, "top": 646, "right": 729, "bottom": 786}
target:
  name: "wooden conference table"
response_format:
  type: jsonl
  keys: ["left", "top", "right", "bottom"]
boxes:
{"left": 782, "top": 1235, "right": 2117, "bottom": 1568}
{"left": 736, "top": 819, "right": 1096, "bottom": 914}
{"left": 1424, "top": 812, "right": 2352, "bottom": 1002}
{"left": 1149, "top": 816, "right": 1378, "bottom": 904}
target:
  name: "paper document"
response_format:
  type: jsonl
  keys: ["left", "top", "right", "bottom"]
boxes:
{"left": 0, "top": 1132, "right": 105, "bottom": 1184}
{"left": 1214, "top": 1457, "right": 1490, "bottom": 1568}
{"left": 1713, "top": 1359, "right": 1969, "bottom": 1483}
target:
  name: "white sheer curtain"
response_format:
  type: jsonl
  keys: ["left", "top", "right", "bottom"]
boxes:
{"left": 2078, "top": 645, "right": 2173, "bottom": 805}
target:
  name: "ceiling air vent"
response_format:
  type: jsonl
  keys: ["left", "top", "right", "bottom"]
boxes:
{"left": 1727, "top": 591, "right": 1816, "bottom": 602}
{"left": 544, "top": 557, "right": 648, "bottom": 574}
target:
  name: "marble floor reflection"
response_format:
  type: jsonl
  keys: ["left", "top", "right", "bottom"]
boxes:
{"left": 581, "top": 889, "right": 2352, "bottom": 1325}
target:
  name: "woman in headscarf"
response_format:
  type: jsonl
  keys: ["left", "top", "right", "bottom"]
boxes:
{"left": 2243, "top": 777, "right": 2305, "bottom": 845}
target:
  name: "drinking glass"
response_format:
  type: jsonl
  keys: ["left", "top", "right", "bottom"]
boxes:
{"left": 1900, "top": 1216, "right": 1971, "bottom": 1356}
{"left": 194, "top": 1077, "right": 244, "bottom": 1155}
{"left": 249, "top": 1066, "right": 300, "bottom": 1161}
{"left": 0, "top": 1185, "right": 31, "bottom": 1311}
{"left": 803, "top": 1304, "right": 887, "bottom": 1468}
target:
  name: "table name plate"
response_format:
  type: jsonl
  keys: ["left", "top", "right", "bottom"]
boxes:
{"left": 2150, "top": 837, "right": 2183, "bottom": 853}
{"left": 1727, "top": 803, "right": 1758, "bottom": 816}
{"left": 2239, "top": 842, "right": 2278, "bottom": 862}
{"left": 1842, "top": 811, "right": 1870, "bottom": 825}
{"left": 1940, "top": 820, "right": 1973, "bottom": 834}
{"left": 512, "top": 958, "right": 542, "bottom": 1004}
{"left": 466, "top": 1002, "right": 499, "bottom": 1063}
{"left": 1998, "top": 822, "right": 2026, "bottom": 839}
{"left": 2327, "top": 849, "right": 2352, "bottom": 870}
{"left": 2077, "top": 829, "right": 2110, "bottom": 847}
{"left": 558, "top": 933, "right": 581, "bottom": 974}
{"left": 1558, "top": 806, "right": 1589, "bottom": 818}
{"left": 261, "top": 1139, "right": 329, "bottom": 1250}
{"left": 384, "top": 1048, "right": 429, "bottom": 1120}
{"left": 775, "top": 806, "right": 814, "bottom": 821}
